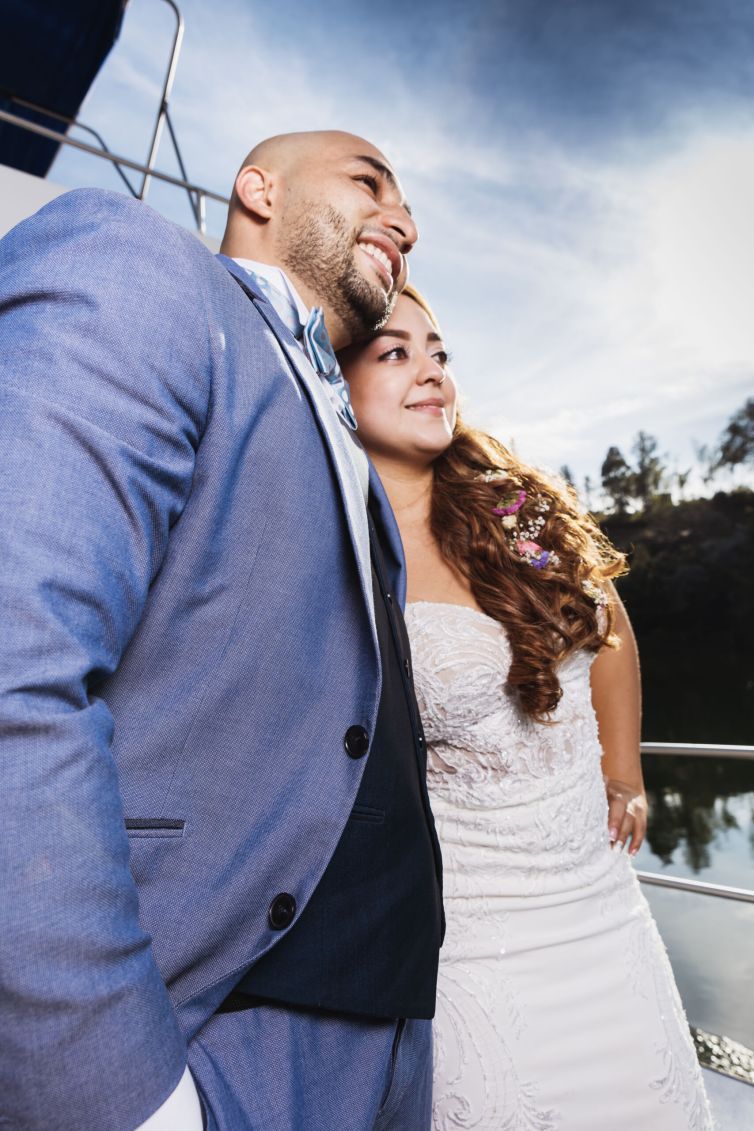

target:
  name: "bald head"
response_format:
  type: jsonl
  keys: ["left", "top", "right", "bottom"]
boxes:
{"left": 236, "top": 131, "right": 371, "bottom": 182}
{"left": 226, "top": 130, "right": 405, "bottom": 217}
{"left": 220, "top": 130, "right": 417, "bottom": 349}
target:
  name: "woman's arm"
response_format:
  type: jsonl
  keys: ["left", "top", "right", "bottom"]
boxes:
{"left": 590, "top": 585, "right": 647, "bottom": 855}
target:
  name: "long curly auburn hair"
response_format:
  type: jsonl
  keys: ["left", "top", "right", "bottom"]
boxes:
{"left": 402, "top": 285, "right": 628, "bottom": 723}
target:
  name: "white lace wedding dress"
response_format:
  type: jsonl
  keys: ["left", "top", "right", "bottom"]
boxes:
{"left": 405, "top": 601, "right": 713, "bottom": 1131}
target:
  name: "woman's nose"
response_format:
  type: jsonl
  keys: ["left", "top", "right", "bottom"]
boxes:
{"left": 418, "top": 357, "right": 446, "bottom": 385}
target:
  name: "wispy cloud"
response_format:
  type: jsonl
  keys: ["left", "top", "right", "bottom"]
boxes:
{"left": 49, "top": 0, "right": 754, "bottom": 491}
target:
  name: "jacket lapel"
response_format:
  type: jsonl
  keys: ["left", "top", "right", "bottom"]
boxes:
{"left": 218, "top": 255, "right": 377, "bottom": 630}
{"left": 367, "top": 463, "right": 407, "bottom": 609}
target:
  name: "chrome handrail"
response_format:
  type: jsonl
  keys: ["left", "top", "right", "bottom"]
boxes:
{"left": 0, "top": 109, "right": 229, "bottom": 229}
{"left": 0, "top": 91, "right": 138, "bottom": 197}
{"left": 0, "top": 0, "right": 225, "bottom": 234}
{"left": 642, "top": 742, "right": 754, "bottom": 760}
{"left": 637, "top": 871, "right": 754, "bottom": 904}
{"left": 140, "top": 0, "right": 184, "bottom": 203}
{"left": 638, "top": 741, "right": 754, "bottom": 903}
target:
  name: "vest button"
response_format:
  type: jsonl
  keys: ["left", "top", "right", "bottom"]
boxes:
{"left": 344, "top": 725, "right": 369, "bottom": 759}
{"left": 268, "top": 893, "right": 296, "bottom": 930}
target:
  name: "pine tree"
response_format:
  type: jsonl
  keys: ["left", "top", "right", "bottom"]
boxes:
{"left": 632, "top": 431, "right": 665, "bottom": 510}
{"left": 600, "top": 447, "right": 634, "bottom": 515}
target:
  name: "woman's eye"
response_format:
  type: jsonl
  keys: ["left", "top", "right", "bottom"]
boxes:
{"left": 434, "top": 349, "right": 452, "bottom": 366}
{"left": 378, "top": 346, "right": 407, "bottom": 361}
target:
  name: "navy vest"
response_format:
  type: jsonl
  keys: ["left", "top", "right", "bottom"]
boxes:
{"left": 235, "top": 502, "right": 444, "bottom": 1019}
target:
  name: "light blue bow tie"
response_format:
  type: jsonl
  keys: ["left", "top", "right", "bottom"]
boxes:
{"left": 239, "top": 266, "right": 357, "bottom": 431}
{"left": 301, "top": 307, "right": 358, "bottom": 431}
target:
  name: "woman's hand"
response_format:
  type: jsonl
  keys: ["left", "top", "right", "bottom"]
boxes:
{"left": 604, "top": 777, "right": 648, "bottom": 856}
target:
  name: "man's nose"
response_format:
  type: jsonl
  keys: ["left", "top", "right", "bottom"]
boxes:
{"left": 379, "top": 201, "right": 418, "bottom": 253}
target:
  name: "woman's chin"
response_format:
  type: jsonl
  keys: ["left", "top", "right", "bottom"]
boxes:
{"left": 403, "top": 431, "right": 454, "bottom": 464}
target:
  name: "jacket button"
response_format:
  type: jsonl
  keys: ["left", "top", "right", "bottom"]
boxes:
{"left": 344, "top": 725, "right": 369, "bottom": 759}
{"left": 268, "top": 893, "right": 296, "bottom": 930}
{"left": 403, "top": 658, "right": 411, "bottom": 677}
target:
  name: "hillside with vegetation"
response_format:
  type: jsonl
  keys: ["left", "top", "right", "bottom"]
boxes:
{"left": 578, "top": 397, "right": 754, "bottom": 744}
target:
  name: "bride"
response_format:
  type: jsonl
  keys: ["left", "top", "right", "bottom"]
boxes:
{"left": 339, "top": 287, "right": 712, "bottom": 1130}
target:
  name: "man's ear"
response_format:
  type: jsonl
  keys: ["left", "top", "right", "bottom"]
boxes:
{"left": 234, "top": 165, "right": 276, "bottom": 221}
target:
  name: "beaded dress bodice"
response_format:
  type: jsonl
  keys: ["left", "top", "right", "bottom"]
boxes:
{"left": 405, "top": 601, "right": 611, "bottom": 905}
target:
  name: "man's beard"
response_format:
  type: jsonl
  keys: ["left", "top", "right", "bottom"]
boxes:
{"left": 278, "top": 201, "right": 395, "bottom": 340}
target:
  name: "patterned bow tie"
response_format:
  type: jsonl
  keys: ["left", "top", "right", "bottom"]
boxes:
{"left": 236, "top": 265, "right": 357, "bottom": 431}
{"left": 301, "top": 307, "right": 358, "bottom": 431}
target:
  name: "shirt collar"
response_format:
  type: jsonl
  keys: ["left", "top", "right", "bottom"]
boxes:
{"left": 232, "top": 258, "right": 310, "bottom": 334}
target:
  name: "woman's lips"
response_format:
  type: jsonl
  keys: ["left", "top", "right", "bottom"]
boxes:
{"left": 406, "top": 400, "right": 446, "bottom": 415}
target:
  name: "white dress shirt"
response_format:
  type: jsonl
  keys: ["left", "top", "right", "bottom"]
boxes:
{"left": 136, "top": 1066, "right": 203, "bottom": 1131}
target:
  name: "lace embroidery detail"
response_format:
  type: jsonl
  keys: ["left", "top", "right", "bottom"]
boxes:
{"left": 406, "top": 602, "right": 713, "bottom": 1130}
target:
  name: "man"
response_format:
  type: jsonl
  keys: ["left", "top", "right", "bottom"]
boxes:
{"left": 0, "top": 131, "right": 443, "bottom": 1130}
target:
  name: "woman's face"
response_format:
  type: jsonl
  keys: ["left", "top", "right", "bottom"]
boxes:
{"left": 341, "top": 294, "right": 457, "bottom": 466}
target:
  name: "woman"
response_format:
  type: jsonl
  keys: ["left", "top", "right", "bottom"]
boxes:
{"left": 339, "top": 287, "right": 712, "bottom": 1130}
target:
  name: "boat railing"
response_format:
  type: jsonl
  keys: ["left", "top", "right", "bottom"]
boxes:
{"left": 638, "top": 742, "right": 754, "bottom": 904}
{"left": 642, "top": 742, "right": 754, "bottom": 761}
{"left": 0, "top": 0, "right": 228, "bottom": 235}
{"left": 0, "top": 105, "right": 229, "bottom": 234}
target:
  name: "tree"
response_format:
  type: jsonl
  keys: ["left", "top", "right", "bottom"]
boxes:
{"left": 674, "top": 467, "right": 692, "bottom": 501}
{"left": 559, "top": 464, "right": 575, "bottom": 488}
{"left": 583, "top": 475, "right": 594, "bottom": 511}
{"left": 715, "top": 397, "right": 754, "bottom": 470}
{"left": 693, "top": 441, "right": 718, "bottom": 487}
{"left": 600, "top": 446, "right": 634, "bottom": 515}
{"left": 632, "top": 431, "right": 666, "bottom": 510}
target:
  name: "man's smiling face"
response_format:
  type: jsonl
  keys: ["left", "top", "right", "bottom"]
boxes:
{"left": 275, "top": 135, "right": 417, "bottom": 342}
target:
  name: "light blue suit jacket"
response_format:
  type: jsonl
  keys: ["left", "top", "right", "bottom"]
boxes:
{"left": 0, "top": 189, "right": 406, "bottom": 1130}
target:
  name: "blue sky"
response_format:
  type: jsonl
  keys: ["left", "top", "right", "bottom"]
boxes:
{"left": 51, "top": 0, "right": 754, "bottom": 497}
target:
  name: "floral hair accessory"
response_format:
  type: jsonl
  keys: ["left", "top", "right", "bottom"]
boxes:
{"left": 582, "top": 579, "right": 609, "bottom": 608}
{"left": 515, "top": 539, "right": 555, "bottom": 569}
{"left": 492, "top": 489, "right": 527, "bottom": 518}
{"left": 479, "top": 468, "right": 509, "bottom": 483}
{"left": 486, "top": 480, "right": 560, "bottom": 570}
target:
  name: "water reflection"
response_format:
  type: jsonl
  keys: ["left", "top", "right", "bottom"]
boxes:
{"left": 635, "top": 754, "right": 754, "bottom": 1047}
{"left": 642, "top": 755, "right": 754, "bottom": 877}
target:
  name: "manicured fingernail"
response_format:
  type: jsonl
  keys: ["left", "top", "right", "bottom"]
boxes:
{"left": 617, "top": 841, "right": 625, "bottom": 852}
{"left": 608, "top": 827, "right": 618, "bottom": 842}
{"left": 629, "top": 846, "right": 638, "bottom": 856}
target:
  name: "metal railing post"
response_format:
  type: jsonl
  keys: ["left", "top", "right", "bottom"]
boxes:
{"left": 140, "top": 0, "right": 184, "bottom": 202}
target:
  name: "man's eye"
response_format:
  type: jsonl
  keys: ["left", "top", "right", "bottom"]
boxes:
{"left": 378, "top": 346, "right": 407, "bottom": 361}
{"left": 355, "top": 174, "right": 379, "bottom": 192}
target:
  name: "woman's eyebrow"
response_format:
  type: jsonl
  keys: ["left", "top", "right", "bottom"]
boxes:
{"left": 370, "top": 329, "right": 443, "bottom": 344}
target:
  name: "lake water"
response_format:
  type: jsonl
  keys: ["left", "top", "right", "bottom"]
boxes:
{"left": 635, "top": 755, "right": 754, "bottom": 1049}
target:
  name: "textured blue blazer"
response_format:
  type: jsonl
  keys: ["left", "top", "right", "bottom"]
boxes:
{"left": 0, "top": 189, "right": 406, "bottom": 1131}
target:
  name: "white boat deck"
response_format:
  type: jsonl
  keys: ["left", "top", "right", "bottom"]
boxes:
{"left": 703, "top": 1068, "right": 754, "bottom": 1127}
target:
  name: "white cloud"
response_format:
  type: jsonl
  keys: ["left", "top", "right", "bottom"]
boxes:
{"left": 50, "top": 0, "right": 754, "bottom": 492}
{"left": 646, "top": 130, "right": 754, "bottom": 366}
